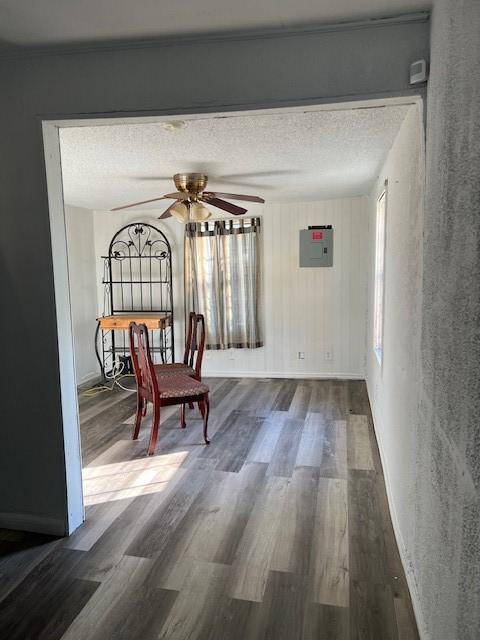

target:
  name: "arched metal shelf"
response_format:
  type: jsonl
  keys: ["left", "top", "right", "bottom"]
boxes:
{"left": 95, "top": 222, "right": 175, "bottom": 379}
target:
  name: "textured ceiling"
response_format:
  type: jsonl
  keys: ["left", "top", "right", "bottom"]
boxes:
{"left": 0, "top": 0, "right": 429, "bottom": 45}
{"left": 59, "top": 105, "right": 410, "bottom": 210}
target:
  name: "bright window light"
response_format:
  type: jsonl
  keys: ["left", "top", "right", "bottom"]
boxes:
{"left": 374, "top": 188, "right": 387, "bottom": 365}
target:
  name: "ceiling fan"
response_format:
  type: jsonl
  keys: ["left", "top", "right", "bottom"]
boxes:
{"left": 111, "top": 173, "right": 265, "bottom": 222}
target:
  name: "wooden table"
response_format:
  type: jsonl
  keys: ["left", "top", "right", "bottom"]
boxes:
{"left": 96, "top": 314, "right": 173, "bottom": 330}
{"left": 95, "top": 314, "right": 174, "bottom": 379}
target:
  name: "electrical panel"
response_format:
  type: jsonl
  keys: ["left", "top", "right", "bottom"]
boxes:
{"left": 299, "top": 226, "right": 333, "bottom": 267}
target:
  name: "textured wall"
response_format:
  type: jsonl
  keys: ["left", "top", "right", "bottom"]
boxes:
{"left": 415, "top": 1, "right": 480, "bottom": 638}
{"left": 366, "top": 2, "right": 480, "bottom": 639}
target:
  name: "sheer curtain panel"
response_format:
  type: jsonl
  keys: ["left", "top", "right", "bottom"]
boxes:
{"left": 184, "top": 218, "right": 263, "bottom": 350}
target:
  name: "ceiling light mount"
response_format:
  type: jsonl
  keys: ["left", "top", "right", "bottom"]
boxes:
{"left": 174, "top": 172, "right": 208, "bottom": 195}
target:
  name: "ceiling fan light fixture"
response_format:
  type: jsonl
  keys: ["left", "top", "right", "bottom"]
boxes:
{"left": 170, "top": 201, "right": 189, "bottom": 222}
{"left": 111, "top": 172, "right": 264, "bottom": 217}
{"left": 190, "top": 202, "right": 212, "bottom": 222}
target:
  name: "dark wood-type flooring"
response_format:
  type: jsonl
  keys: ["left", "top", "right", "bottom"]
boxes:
{"left": 0, "top": 378, "right": 419, "bottom": 639}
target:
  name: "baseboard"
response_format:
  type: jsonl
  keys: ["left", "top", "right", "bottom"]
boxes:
{"left": 0, "top": 512, "right": 67, "bottom": 536}
{"left": 77, "top": 372, "right": 102, "bottom": 390}
{"left": 203, "top": 370, "right": 364, "bottom": 380}
{"left": 365, "top": 378, "right": 429, "bottom": 640}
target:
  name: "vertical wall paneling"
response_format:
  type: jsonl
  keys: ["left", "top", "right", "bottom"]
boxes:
{"left": 90, "top": 196, "right": 368, "bottom": 379}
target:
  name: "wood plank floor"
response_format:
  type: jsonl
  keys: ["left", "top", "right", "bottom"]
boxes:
{"left": 0, "top": 378, "right": 419, "bottom": 639}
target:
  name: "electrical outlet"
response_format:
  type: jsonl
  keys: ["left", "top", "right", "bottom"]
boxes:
{"left": 298, "top": 352, "right": 305, "bottom": 360}
{"left": 325, "top": 350, "right": 333, "bottom": 361}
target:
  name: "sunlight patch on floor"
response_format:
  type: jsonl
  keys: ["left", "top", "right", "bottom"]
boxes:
{"left": 83, "top": 448, "right": 190, "bottom": 506}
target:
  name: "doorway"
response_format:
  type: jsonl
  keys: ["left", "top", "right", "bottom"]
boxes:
{"left": 43, "top": 97, "right": 424, "bottom": 533}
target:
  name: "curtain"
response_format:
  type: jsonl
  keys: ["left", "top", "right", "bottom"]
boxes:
{"left": 184, "top": 218, "right": 263, "bottom": 349}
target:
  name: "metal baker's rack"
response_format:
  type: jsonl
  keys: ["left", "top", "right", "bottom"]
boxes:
{"left": 95, "top": 222, "right": 175, "bottom": 380}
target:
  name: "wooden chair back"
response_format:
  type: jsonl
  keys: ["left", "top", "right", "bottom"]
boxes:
{"left": 184, "top": 312, "right": 206, "bottom": 378}
{"left": 129, "top": 322, "right": 158, "bottom": 400}
{"left": 182, "top": 312, "right": 196, "bottom": 365}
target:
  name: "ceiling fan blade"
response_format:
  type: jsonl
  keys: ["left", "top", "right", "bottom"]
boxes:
{"left": 131, "top": 175, "right": 172, "bottom": 181}
{"left": 203, "top": 191, "right": 264, "bottom": 203}
{"left": 220, "top": 170, "right": 300, "bottom": 180}
{"left": 111, "top": 196, "right": 168, "bottom": 211}
{"left": 111, "top": 191, "right": 190, "bottom": 211}
{"left": 163, "top": 191, "right": 191, "bottom": 200}
{"left": 158, "top": 203, "right": 175, "bottom": 219}
{"left": 206, "top": 179, "right": 274, "bottom": 189}
{"left": 201, "top": 196, "right": 247, "bottom": 216}
{"left": 213, "top": 170, "right": 301, "bottom": 190}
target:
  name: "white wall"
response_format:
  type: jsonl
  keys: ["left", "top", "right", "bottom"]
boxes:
{"left": 65, "top": 205, "right": 99, "bottom": 385}
{"left": 204, "top": 197, "right": 368, "bottom": 377}
{"left": 93, "top": 196, "right": 368, "bottom": 379}
{"left": 365, "top": 105, "right": 426, "bottom": 630}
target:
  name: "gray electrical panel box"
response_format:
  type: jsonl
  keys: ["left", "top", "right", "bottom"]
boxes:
{"left": 299, "top": 226, "right": 333, "bottom": 267}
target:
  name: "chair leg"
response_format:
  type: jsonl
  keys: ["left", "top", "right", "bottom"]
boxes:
{"left": 188, "top": 402, "right": 195, "bottom": 410}
{"left": 133, "top": 394, "right": 144, "bottom": 440}
{"left": 147, "top": 401, "right": 161, "bottom": 456}
{"left": 200, "top": 394, "right": 210, "bottom": 445}
{"left": 180, "top": 403, "right": 186, "bottom": 429}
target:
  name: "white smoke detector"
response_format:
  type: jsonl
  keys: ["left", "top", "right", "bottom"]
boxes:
{"left": 160, "top": 120, "right": 186, "bottom": 131}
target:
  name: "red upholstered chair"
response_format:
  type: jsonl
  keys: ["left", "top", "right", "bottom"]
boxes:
{"left": 129, "top": 322, "right": 210, "bottom": 456}
{"left": 154, "top": 312, "right": 206, "bottom": 381}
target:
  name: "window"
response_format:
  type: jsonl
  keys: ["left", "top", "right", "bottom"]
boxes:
{"left": 184, "top": 218, "right": 263, "bottom": 350}
{"left": 373, "top": 188, "right": 387, "bottom": 365}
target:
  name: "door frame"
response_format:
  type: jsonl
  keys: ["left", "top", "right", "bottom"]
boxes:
{"left": 42, "top": 95, "right": 424, "bottom": 534}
